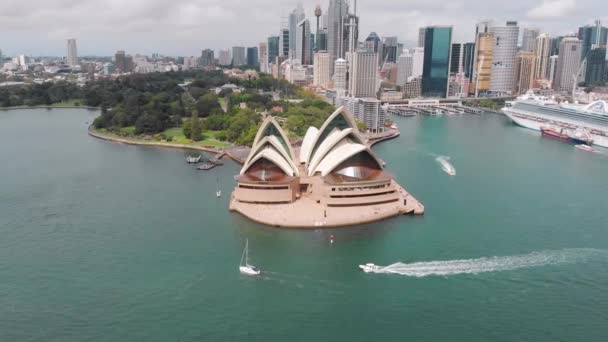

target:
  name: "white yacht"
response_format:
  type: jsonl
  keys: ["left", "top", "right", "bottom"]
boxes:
{"left": 436, "top": 156, "right": 456, "bottom": 176}
{"left": 239, "top": 239, "right": 260, "bottom": 276}
{"left": 359, "top": 263, "right": 383, "bottom": 273}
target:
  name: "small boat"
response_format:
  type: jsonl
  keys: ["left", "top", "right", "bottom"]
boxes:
{"left": 216, "top": 177, "right": 222, "bottom": 197}
{"left": 239, "top": 239, "right": 260, "bottom": 276}
{"left": 540, "top": 127, "right": 593, "bottom": 145}
{"left": 216, "top": 190, "right": 222, "bottom": 197}
{"left": 359, "top": 263, "right": 383, "bottom": 273}
{"left": 197, "top": 162, "right": 216, "bottom": 171}
{"left": 186, "top": 155, "right": 202, "bottom": 164}
{"left": 436, "top": 156, "right": 456, "bottom": 176}
{"left": 575, "top": 144, "right": 596, "bottom": 153}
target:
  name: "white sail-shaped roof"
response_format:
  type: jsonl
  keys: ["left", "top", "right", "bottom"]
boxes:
{"left": 312, "top": 143, "right": 368, "bottom": 177}
{"left": 251, "top": 116, "right": 295, "bottom": 160}
{"left": 244, "top": 136, "right": 299, "bottom": 176}
{"left": 240, "top": 147, "right": 297, "bottom": 177}
{"left": 299, "top": 127, "right": 319, "bottom": 164}
{"left": 307, "top": 128, "right": 354, "bottom": 176}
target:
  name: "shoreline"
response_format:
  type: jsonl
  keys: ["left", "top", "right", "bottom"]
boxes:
{"left": 1, "top": 105, "right": 100, "bottom": 111}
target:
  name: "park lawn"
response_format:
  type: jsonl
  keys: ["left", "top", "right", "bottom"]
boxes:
{"left": 162, "top": 128, "right": 231, "bottom": 147}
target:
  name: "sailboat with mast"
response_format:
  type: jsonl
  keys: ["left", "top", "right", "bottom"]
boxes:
{"left": 239, "top": 239, "right": 260, "bottom": 276}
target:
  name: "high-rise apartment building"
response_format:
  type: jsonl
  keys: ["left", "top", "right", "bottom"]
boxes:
{"left": 219, "top": 50, "right": 231, "bottom": 66}
{"left": 280, "top": 28, "right": 290, "bottom": 58}
{"left": 232, "top": 47, "right": 246, "bottom": 66}
{"left": 553, "top": 37, "right": 582, "bottom": 93}
{"left": 200, "top": 49, "right": 215, "bottom": 67}
{"left": 421, "top": 26, "right": 452, "bottom": 98}
{"left": 259, "top": 43, "right": 269, "bottom": 73}
{"left": 247, "top": 47, "right": 259, "bottom": 66}
{"left": 515, "top": 51, "right": 536, "bottom": 94}
{"left": 489, "top": 21, "right": 519, "bottom": 95}
{"left": 533, "top": 34, "right": 551, "bottom": 80}
{"left": 397, "top": 51, "right": 413, "bottom": 86}
{"left": 313, "top": 51, "right": 331, "bottom": 87}
{"left": 349, "top": 52, "right": 378, "bottom": 98}
{"left": 66, "top": 38, "right": 78, "bottom": 66}
{"left": 522, "top": 28, "right": 540, "bottom": 52}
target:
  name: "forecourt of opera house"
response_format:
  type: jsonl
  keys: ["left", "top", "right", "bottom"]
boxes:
{"left": 229, "top": 107, "right": 424, "bottom": 228}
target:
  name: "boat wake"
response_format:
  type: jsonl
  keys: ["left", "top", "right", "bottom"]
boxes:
{"left": 435, "top": 155, "right": 456, "bottom": 176}
{"left": 368, "top": 248, "right": 608, "bottom": 278}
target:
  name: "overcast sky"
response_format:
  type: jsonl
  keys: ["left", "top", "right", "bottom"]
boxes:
{"left": 0, "top": 0, "right": 605, "bottom": 56}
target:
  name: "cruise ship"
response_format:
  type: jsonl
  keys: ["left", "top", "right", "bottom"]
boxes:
{"left": 502, "top": 91, "right": 608, "bottom": 148}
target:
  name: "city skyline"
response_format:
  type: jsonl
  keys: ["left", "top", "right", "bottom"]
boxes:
{"left": 1, "top": 0, "right": 604, "bottom": 56}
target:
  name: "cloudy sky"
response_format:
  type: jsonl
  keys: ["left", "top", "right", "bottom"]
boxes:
{"left": 0, "top": 0, "right": 604, "bottom": 56}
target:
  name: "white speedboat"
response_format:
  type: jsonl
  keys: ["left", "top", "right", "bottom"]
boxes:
{"left": 216, "top": 190, "right": 222, "bottom": 198}
{"left": 239, "top": 239, "right": 260, "bottom": 276}
{"left": 436, "top": 156, "right": 456, "bottom": 176}
{"left": 575, "top": 144, "right": 596, "bottom": 153}
{"left": 359, "top": 263, "right": 383, "bottom": 273}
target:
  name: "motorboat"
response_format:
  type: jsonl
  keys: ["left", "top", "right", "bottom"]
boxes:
{"left": 575, "top": 144, "right": 596, "bottom": 152}
{"left": 359, "top": 263, "right": 383, "bottom": 273}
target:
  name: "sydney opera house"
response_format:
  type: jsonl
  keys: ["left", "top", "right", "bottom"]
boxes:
{"left": 229, "top": 107, "right": 424, "bottom": 228}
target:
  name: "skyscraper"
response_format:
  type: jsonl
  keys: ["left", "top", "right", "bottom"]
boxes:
{"left": 489, "top": 21, "right": 519, "bottom": 95}
{"left": 280, "top": 28, "right": 290, "bottom": 57}
{"left": 578, "top": 21, "right": 608, "bottom": 61}
{"left": 533, "top": 33, "right": 551, "bottom": 80}
{"left": 66, "top": 38, "right": 78, "bottom": 66}
{"left": 585, "top": 48, "right": 606, "bottom": 86}
{"left": 473, "top": 33, "right": 493, "bottom": 95}
{"left": 450, "top": 43, "right": 463, "bottom": 74}
{"left": 259, "top": 43, "right": 269, "bottom": 73}
{"left": 421, "top": 26, "right": 453, "bottom": 98}
{"left": 327, "top": 0, "right": 349, "bottom": 73}
{"left": 313, "top": 51, "right": 331, "bottom": 87}
{"left": 115, "top": 50, "right": 127, "bottom": 72}
{"left": 232, "top": 47, "right": 246, "bottom": 66}
{"left": 268, "top": 36, "right": 280, "bottom": 63}
{"left": 219, "top": 50, "right": 231, "bottom": 66}
{"left": 418, "top": 28, "right": 426, "bottom": 48}
{"left": 463, "top": 42, "right": 476, "bottom": 80}
{"left": 296, "top": 19, "right": 312, "bottom": 65}
{"left": 553, "top": 37, "right": 582, "bottom": 93}
{"left": 314, "top": 5, "right": 322, "bottom": 52}
{"left": 515, "top": 51, "right": 535, "bottom": 94}
{"left": 397, "top": 51, "right": 413, "bottom": 86}
{"left": 412, "top": 47, "right": 424, "bottom": 78}
{"left": 522, "top": 28, "right": 540, "bottom": 52}
{"left": 548, "top": 55, "right": 559, "bottom": 84}
{"left": 289, "top": 3, "right": 306, "bottom": 58}
{"left": 200, "top": 49, "right": 215, "bottom": 67}
{"left": 333, "top": 58, "right": 348, "bottom": 92}
{"left": 382, "top": 37, "right": 399, "bottom": 64}
{"left": 247, "top": 47, "right": 259, "bottom": 66}
{"left": 349, "top": 52, "right": 378, "bottom": 98}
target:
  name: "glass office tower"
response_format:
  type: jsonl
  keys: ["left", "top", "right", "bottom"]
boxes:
{"left": 422, "top": 26, "right": 453, "bottom": 98}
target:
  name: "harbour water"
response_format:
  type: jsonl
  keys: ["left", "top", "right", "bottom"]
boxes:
{"left": 1, "top": 108, "right": 608, "bottom": 341}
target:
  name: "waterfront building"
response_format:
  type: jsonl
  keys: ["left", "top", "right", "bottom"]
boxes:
{"left": 403, "top": 77, "right": 422, "bottom": 98}
{"left": 422, "top": 26, "right": 453, "bottom": 98}
{"left": 515, "top": 51, "right": 536, "bottom": 95}
{"left": 418, "top": 27, "right": 426, "bottom": 48}
{"left": 553, "top": 37, "right": 582, "bottom": 93}
{"left": 472, "top": 21, "right": 493, "bottom": 95}
{"left": 230, "top": 109, "right": 423, "bottom": 228}
{"left": 232, "top": 47, "right": 246, "bottom": 66}
{"left": 259, "top": 43, "right": 269, "bottom": 73}
{"left": 349, "top": 52, "right": 378, "bottom": 98}
{"left": 489, "top": 21, "right": 519, "bottom": 95}
{"left": 333, "top": 58, "right": 348, "bottom": 93}
{"left": 578, "top": 21, "right": 608, "bottom": 61}
{"left": 533, "top": 34, "right": 551, "bottom": 80}
{"left": 66, "top": 38, "right": 78, "bottom": 66}
{"left": 463, "top": 42, "right": 475, "bottom": 80}
{"left": 397, "top": 51, "right": 413, "bottom": 86}
{"left": 289, "top": 3, "right": 306, "bottom": 58}
{"left": 448, "top": 74, "right": 470, "bottom": 98}
{"left": 268, "top": 36, "right": 280, "bottom": 63}
{"left": 296, "top": 19, "right": 312, "bottom": 65}
{"left": 200, "top": 49, "right": 214, "bottom": 67}
{"left": 585, "top": 48, "right": 607, "bottom": 86}
{"left": 313, "top": 51, "right": 331, "bottom": 87}
{"left": 219, "top": 50, "right": 231, "bottom": 66}
{"left": 522, "top": 28, "right": 540, "bottom": 52}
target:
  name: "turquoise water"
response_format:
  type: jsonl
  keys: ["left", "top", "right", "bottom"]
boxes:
{"left": 1, "top": 108, "right": 608, "bottom": 341}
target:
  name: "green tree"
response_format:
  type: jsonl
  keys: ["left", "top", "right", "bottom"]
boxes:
{"left": 190, "top": 110, "right": 202, "bottom": 141}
